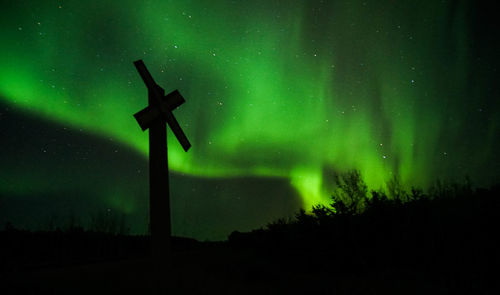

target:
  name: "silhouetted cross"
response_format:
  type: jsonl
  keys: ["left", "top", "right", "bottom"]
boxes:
{"left": 133, "top": 59, "right": 191, "bottom": 263}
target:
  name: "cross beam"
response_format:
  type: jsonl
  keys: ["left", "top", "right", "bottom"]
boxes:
{"left": 134, "top": 60, "right": 191, "bottom": 152}
{"left": 133, "top": 59, "right": 191, "bottom": 264}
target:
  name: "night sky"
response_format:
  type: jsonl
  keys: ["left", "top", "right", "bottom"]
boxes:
{"left": 1, "top": 0, "right": 499, "bottom": 240}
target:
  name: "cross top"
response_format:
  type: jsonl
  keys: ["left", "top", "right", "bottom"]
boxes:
{"left": 133, "top": 60, "right": 191, "bottom": 151}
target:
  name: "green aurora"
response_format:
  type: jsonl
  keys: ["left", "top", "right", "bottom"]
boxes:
{"left": 1, "top": 1, "right": 498, "bottom": 213}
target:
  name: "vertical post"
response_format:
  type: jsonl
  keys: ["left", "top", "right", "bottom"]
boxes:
{"left": 148, "top": 86, "right": 171, "bottom": 264}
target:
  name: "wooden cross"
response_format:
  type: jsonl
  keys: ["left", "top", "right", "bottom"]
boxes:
{"left": 133, "top": 59, "right": 191, "bottom": 263}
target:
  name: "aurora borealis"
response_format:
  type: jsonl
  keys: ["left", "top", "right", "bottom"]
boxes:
{"left": 1, "top": 0, "right": 499, "bottom": 240}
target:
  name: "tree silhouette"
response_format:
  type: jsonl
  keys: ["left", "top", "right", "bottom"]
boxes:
{"left": 330, "top": 170, "right": 368, "bottom": 215}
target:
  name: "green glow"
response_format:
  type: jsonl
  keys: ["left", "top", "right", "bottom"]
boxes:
{"left": 1, "top": 0, "right": 498, "bottom": 209}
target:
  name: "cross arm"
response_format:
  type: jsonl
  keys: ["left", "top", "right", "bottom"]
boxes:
{"left": 133, "top": 60, "right": 191, "bottom": 152}
{"left": 165, "top": 111, "right": 191, "bottom": 152}
{"left": 134, "top": 60, "right": 158, "bottom": 91}
{"left": 134, "top": 60, "right": 167, "bottom": 112}
{"left": 134, "top": 89, "right": 186, "bottom": 131}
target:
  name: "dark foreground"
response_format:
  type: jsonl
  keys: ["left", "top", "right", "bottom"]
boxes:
{"left": 1, "top": 240, "right": 496, "bottom": 295}
{"left": 1, "top": 185, "right": 498, "bottom": 294}
{"left": 1, "top": 233, "right": 497, "bottom": 294}
{"left": 1, "top": 242, "right": 495, "bottom": 294}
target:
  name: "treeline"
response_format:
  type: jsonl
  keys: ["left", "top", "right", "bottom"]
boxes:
{"left": 0, "top": 209, "right": 201, "bottom": 273}
{"left": 30, "top": 209, "right": 133, "bottom": 236}
{"left": 0, "top": 209, "right": 139, "bottom": 272}
{"left": 229, "top": 170, "right": 498, "bottom": 277}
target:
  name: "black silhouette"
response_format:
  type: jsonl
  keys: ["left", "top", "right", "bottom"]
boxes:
{"left": 1, "top": 172, "right": 498, "bottom": 294}
{"left": 133, "top": 60, "right": 191, "bottom": 269}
